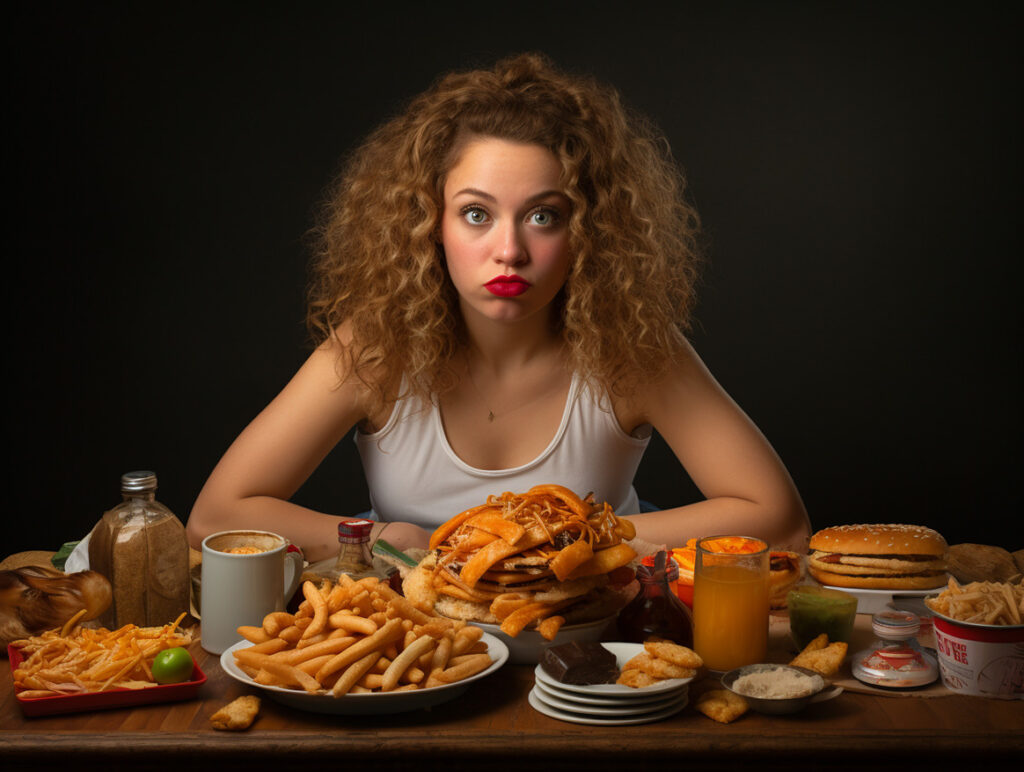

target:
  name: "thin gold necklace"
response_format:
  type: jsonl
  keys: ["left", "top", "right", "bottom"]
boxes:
{"left": 464, "top": 365, "right": 498, "bottom": 422}
{"left": 463, "top": 363, "right": 568, "bottom": 423}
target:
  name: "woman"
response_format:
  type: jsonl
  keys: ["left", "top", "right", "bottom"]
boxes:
{"left": 186, "top": 53, "right": 809, "bottom": 562}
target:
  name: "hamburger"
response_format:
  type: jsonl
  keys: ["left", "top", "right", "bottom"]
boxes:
{"left": 807, "top": 524, "right": 948, "bottom": 590}
{"left": 403, "top": 485, "right": 638, "bottom": 639}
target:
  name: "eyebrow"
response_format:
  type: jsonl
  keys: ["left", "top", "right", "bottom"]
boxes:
{"left": 451, "top": 187, "right": 566, "bottom": 204}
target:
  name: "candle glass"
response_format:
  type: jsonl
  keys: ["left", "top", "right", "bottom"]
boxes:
{"left": 692, "top": 536, "right": 770, "bottom": 672}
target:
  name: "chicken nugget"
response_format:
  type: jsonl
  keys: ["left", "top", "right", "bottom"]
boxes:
{"left": 694, "top": 689, "right": 748, "bottom": 724}
{"left": 643, "top": 640, "right": 703, "bottom": 669}
{"left": 789, "top": 641, "right": 848, "bottom": 677}
{"left": 210, "top": 695, "right": 261, "bottom": 731}
{"left": 623, "top": 652, "right": 695, "bottom": 680}
{"left": 616, "top": 668, "right": 658, "bottom": 688}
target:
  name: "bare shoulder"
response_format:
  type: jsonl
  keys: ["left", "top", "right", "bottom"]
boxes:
{"left": 309, "top": 321, "right": 399, "bottom": 431}
{"left": 610, "top": 336, "right": 715, "bottom": 432}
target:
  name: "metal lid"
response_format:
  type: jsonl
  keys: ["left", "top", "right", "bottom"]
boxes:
{"left": 120, "top": 471, "right": 157, "bottom": 492}
{"left": 338, "top": 519, "right": 374, "bottom": 543}
{"left": 872, "top": 609, "right": 920, "bottom": 639}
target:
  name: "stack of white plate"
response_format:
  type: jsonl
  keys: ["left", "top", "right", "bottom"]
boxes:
{"left": 529, "top": 642, "right": 694, "bottom": 726}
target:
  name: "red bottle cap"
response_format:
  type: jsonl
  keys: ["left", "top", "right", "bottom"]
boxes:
{"left": 338, "top": 519, "right": 374, "bottom": 543}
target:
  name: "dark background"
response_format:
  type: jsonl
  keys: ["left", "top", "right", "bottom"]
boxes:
{"left": 9, "top": 2, "right": 1021, "bottom": 555}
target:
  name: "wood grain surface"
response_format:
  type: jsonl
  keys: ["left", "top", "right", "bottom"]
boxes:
{"left": 2, "top": 642, "right": 1021, "bottom": 772}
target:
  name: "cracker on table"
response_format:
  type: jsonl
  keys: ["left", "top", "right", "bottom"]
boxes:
{"left": 801, "top": 633, "right": 829, "bottom": 653}
{"left": 210, "top": 695, "right": 261, "bottom": 730}
{"left": 789, "top": 641, "right": 848, "bottom": 677}
{"left": 694, "top": 689, "right": 748, "bottom": 724}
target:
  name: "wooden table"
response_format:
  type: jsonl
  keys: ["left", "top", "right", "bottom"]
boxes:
{"left": 2, "top": 644, "right": 1021, "bottom": 772}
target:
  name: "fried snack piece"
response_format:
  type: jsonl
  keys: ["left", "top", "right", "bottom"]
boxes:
{"left": 616, "top": 668, "right": 658, "bottom": 688}
{"left": 694, "top": 689, "right": 748, "bottom": 724}
{"left": 643, "top": 640, "right": 703, "bottom": 669}
{"left": 615, "top": 637, "right": 703, "bottom": 689}
{"left": 210, "top": 695, "right": 261, "bottom": 730}
{"left": 623, "top": 652, "right": 696, "bottom": 680}
{"left": 789, "top": 640, "right": 848, "bottom": 677}
{"left": 800, "top": 633, "right": 829, "bottom": 652}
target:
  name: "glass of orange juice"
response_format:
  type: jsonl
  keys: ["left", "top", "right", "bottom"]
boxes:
{"left": 692, "top": 535, "right": 770, "bottom": 672}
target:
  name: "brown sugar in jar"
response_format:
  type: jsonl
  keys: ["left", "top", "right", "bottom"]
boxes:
{"left": 88, "top": 471, "right": 190, "bottom": 628}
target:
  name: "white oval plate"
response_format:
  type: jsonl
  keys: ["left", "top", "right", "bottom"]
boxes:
{"left": 528, "top": 686, "right": 688, "bottom": 726}
{"left": 533, "top": 678, "right": 687, "bottom": 715}
{"left": 533, "top": 642, "right": 694, "bottom": 697}
{"left": 820, "top": 584, "right": 943, "bottom": 615}
{"left": 219, "top": 633, "right": 509, "bottom": 715}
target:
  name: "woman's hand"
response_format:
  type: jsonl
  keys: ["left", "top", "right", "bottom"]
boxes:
{"left": 373, "top": 521, "right": 431, "bottom": 552}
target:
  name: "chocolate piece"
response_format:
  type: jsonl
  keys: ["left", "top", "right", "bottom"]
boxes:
{"left": 540, "top": 641, "right": 619, "bottom": 685}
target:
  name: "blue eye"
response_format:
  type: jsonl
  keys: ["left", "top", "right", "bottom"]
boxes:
{"left": 461, "top": 206, "right": 489, "bottom": 225}
{"left": 528, "top": 208, "right": 559, "bottom": 227}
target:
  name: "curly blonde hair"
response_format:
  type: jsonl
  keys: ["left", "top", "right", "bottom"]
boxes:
{"left": 307, "top": 52, "right": 701, "bottom": 414}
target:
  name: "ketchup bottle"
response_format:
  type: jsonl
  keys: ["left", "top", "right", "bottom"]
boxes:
{"left": 617, "top": 551, "right": 694, "bottom": 646}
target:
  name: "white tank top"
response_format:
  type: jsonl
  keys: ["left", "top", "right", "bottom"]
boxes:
{"left": 355, "top": 373, "right": 651, "bottom": 529}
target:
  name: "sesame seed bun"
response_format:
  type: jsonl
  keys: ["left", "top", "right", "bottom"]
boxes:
{"left": 809, "top": 523, "right": 947, "bottom": 556}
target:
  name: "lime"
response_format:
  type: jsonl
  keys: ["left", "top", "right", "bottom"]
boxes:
{"left": 152, "top": 647, "right": 194, "bottom": 684}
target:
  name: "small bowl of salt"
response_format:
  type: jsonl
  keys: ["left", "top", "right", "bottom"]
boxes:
{"left": 721, "top": 663, "right": 843, "bottom": 715}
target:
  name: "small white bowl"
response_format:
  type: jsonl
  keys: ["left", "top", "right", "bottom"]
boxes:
{"left": 474, "top": 616, "right": 616, "bottom": 664}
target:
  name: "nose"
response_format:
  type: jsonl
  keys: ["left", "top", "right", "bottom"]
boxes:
{"left": 496, "top": 221, "right": 527, "bottom": 266}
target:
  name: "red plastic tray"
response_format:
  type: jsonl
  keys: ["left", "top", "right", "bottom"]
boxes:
{"left": 8, "top": 643, "right": 206, "bottom": 717}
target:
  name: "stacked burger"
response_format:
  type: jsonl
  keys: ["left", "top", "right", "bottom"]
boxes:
{"left": 403, "top": 485, "right": 638, "bottom": 639}
{"left": 807, "top": 524, "right": 948, "bottom": 589}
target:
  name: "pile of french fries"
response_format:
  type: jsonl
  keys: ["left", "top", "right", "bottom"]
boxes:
{"left": 12, "top": 610, "right": 194, "bottom": 698}
{"left": 232, "top": 575, "right": 493, "bottom": 696}
{"left": 925, "top": 578, "right": 1023, "bottom": 625}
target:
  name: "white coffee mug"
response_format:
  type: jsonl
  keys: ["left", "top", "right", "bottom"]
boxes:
{"left": 200, "top": 529, "right": 303, "bottom": 654}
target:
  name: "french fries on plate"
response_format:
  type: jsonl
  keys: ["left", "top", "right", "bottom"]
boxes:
{"left": 232, "top": 576, "right": 494, "bottom": 696}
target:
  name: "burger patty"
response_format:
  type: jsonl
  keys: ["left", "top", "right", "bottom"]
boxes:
{"left": 812, "top": 551, "right": 940, "bottom": 563}
{"left": 809, "top": 555, "right": 945, "bottom": 578}
{"left": 811, "top": 561, "right": 946, "bottom": 573}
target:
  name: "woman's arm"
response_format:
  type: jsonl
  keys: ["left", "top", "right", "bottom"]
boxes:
{"left": 185, "top": 336, "right": 429, "bottom": 562}
{"left": 618, "top": 338, "right": 810, "bottom": 552}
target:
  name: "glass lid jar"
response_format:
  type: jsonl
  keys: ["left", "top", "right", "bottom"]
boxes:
{"left": 852, "top": 609, "right": 938, "bottom": 689}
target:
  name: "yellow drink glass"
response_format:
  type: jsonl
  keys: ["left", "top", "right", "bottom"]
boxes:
{"left": 692, "top": 536, "right": 770, "bottom": 672}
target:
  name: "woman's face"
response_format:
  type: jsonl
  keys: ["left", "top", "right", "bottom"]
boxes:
{"left": 440, "top": 137, "right": 571, "bottom": 328}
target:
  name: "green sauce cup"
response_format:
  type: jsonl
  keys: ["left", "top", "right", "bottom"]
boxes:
{"left": 787, "top": 585, "right": 858, "bottom": 649}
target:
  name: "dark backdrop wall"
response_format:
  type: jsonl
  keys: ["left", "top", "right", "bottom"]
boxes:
{"left": 10, "top": 1, "right": 1021, "bottom": 555}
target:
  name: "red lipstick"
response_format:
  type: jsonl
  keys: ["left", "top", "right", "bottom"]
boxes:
{"left": 484, "top": 274, "right": 531, "bottom": 297}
